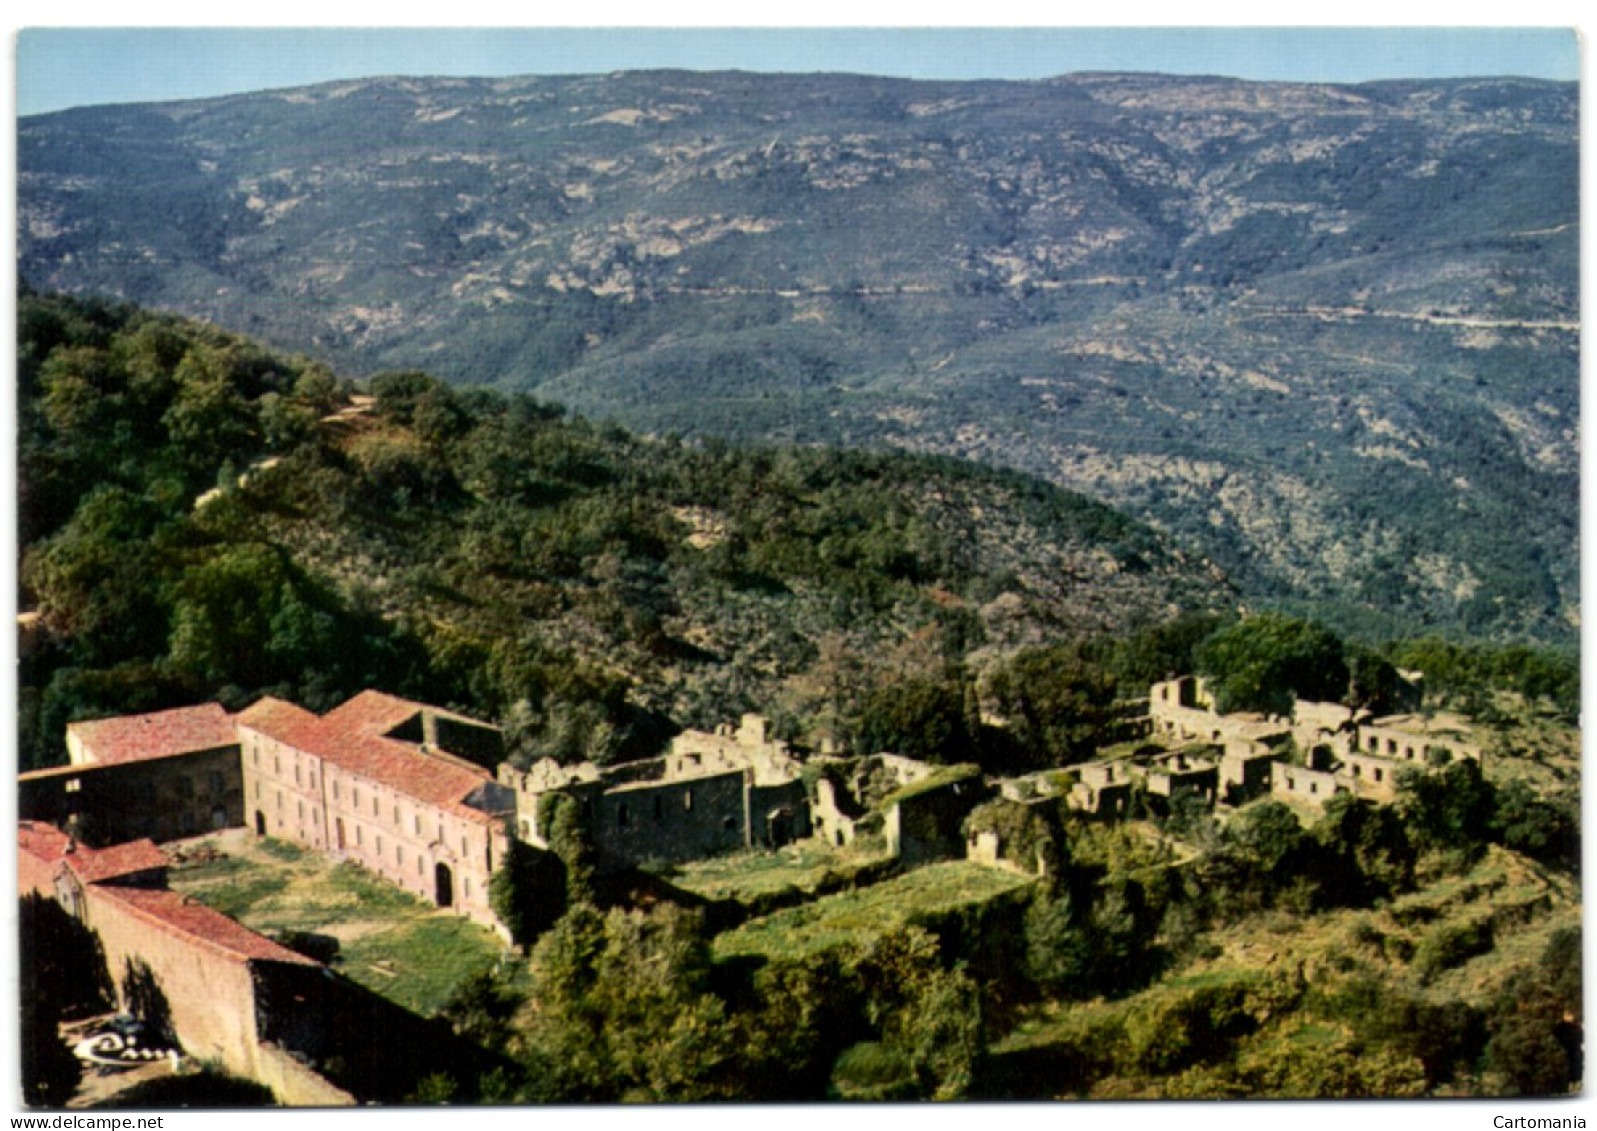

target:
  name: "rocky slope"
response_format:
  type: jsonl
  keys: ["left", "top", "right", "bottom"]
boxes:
{"left": 18, "top": 70, "right": 1579, "bottom": 640}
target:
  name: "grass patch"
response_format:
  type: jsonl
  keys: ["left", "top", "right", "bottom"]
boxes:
{"left": 878, "top": 763, "right": 982, "bottom": 810}
{"left": 168, "top": 831, "right": 507, "bottom": 1018}
{"left": 714, "top": 860, "right": 1032, "bottom": 963}
{"left": 666, "top": 843, "right": 892, "bottom": 903}
{"left": 191, "top": 874, "right": 292, "bottom": 920}
{"left": 339, "top": 917, "right": 504, "bottom": 1016}
{"left": 256, "top": 837, "right": 306, "bottom": 862}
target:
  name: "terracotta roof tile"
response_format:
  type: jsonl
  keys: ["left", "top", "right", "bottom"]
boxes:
{"left": 303, "top": 693, "right": 503, "bottom": 823}
{"left": 18, "top": 820, "right": 74, "bottom": 865}
{"left": 234, "top": 696, "right": 323, "bottom": 748}
{"left": 17, "top": 824, "right": 169, "bottom": 884}
{"left": 64, "top": 839, "right": 168, "bottom": 884}
{"left": 68, "top": 704, "right": 238, "bottom": 766}
{"left": 89, "top": 885, "right": 320, "bottom": 968}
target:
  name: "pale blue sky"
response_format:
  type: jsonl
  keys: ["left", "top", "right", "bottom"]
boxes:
{"left": 16, "top": 27, "right": 1581, "bottom": 117}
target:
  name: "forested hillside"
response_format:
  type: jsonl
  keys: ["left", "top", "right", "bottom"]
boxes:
{"left": 17, "top": 290, "right": 1227, "bottom": 771}
{"left": 18, "top": 70, "right": 1579, "bottom": 641}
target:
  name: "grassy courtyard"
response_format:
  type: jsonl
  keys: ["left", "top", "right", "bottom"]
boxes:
{"left": 167, "top": 829, "right": 511, "bottom": 1017}
{"left": 713, "top": 859, "right": 1035, "bottom": 963}
{"left": 661, "top": 841, "right": 893, "bottom": 905}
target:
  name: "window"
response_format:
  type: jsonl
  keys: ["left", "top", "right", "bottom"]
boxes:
{"left": 254, "top": 782, "right": 261, "bottom": 799}
{"left": 353, "top": 786, "right": 360, "bottom": 807}
{"left": 275, "top": 754, "right": 281, "bottom": 774}
{"left": 683, "top": 789, "right": 694, "bottom": 812}
{"left": 295, "top": 765, "right": 301, "bottom": 786}
{"left": 65, "top": 778, "right": 81, "bottom": 794}
{"left": 333, "top": 781, "right": 340, "bottom": 801}
{"left": 394, "top": 805, "right": 401, "bottom": 826}
{"left": 277, "top": 790, "right": 284, "bottom": 811}
{"left": 297, "top": 800, "right": 305, "bottom": 820}
{"left": 356, "top": 826, "right": 363, "bottom": 846}
{"left": 415, "top": 813, "right": 423, "bottom": 836}
{"left": 397, "top": 846, "right": 404, "bottom": 866}
{"left": 372, "top": 795, "right": 379, "bottom": 817}
{"left": 416, "top": 857, "right": 423, "bottom": 876}
{"left": 377, "top": 835, "right": 384, "bottom": 855}
{"left": 464, "top": 878, "right": 472, "bottom": 899}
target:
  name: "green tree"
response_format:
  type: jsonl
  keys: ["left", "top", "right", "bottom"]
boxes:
{"left": 489, "top": 839, "right": 567, "bottom": 947}
{"left": 1194, "top": 613, "right": 1348, "bottom": 715}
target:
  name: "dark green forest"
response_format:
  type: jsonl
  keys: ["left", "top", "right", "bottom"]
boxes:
{"left": 15, "top": 289, "right": 1582, "bottom": 1103}
{"left": 18, "top": 290, "right": 1576, "bottom": 778}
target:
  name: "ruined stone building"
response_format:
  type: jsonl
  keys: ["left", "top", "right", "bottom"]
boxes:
{"left": 236, "top": 691, "right": 513, "bottom": 929}
{"left": 1145, "top": 676, "right": 1480, "bottom": 810}
{"left": 19, "top": 704, "right": 244, "bottom": 846}
{"left": 500, "top": 713, "right": 811, "bottom": 872}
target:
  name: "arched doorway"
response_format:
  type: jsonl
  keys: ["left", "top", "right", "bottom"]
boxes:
{"left": 434, "top": 862, "right": 454, "bottom": 909}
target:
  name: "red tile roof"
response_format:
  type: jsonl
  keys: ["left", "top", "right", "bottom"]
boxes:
{"left": 18, "top": 820, "right": 74, "bottom": 866}
{"left": 64, "top": 839, "right": 168, "bottom": 884}
{"left": 68, "top": 704, "right": 238, "bottom": 766}
{"left": 89, "top": 885, "right": 320, "bottom": 968}
{"left": 18, "top": 823, "right": 168, "bottom": 884}
{"left": 306, "top": 692, "right": 500, "bottom": 823}
{"left": 234, "top": 696, "right": 322, "bottom": 748}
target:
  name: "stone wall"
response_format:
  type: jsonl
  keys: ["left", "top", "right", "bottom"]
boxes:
{"left": 585, "top": 768, "right": 749, "bottom": 870}
{"left": 886, "top": 773, "right": 988, "bottom": 866}
{"left": 1339, "top": 751, "right": 1404, "bottom": 801}
{"left": 82, "top": 886, "right": 295, "bottom": 1097}
{"left": 20, "top": 748, "right": 242, "bottom": 848}
{"left": 1270, "top": 762, "right": 1349, "bottom": 806}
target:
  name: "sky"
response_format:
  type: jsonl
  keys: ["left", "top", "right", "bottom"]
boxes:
{"left": 13, "top": 25, "right": 1584, "bottom": 117}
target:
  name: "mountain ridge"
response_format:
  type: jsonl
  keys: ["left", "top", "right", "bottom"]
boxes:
{"left": 18, "top": 68, "right": 1579, "bottom": 642}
